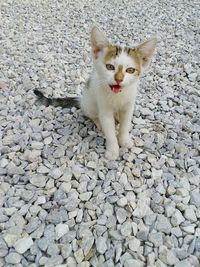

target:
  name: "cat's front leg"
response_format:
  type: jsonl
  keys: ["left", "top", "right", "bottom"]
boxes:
{"left": 99, "top": 111, "right": 119, "bottom": 160}
{"left": 118, "top": 105, "right": 134, "bottom": 148}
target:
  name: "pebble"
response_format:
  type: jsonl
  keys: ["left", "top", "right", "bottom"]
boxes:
{"left": 128, "top": 237, "right": 140, "bottom": 251}
{"left": 55, "top": 224, "right": 69, "bottom": 240}
{"left": 0, "top": 238, "right": 8, "bottom": 257}
{"left": 124, "top": 259, "right": 144, "bottom": 267}
{"left": 156, "top": 214, "right": 171, "bottom": 234}
{"left": 133, "top": 199, "right": 150, "bottom": 218}
{"left": 190, "top": 190, "right": 200, "bottom": 207}
{"left": 149, "top": 232, "right": 163, "bottom": 247}
{"left": 29, "top": 174, "right": 46, "bottom": 187}
{"left": 174, "top": 259, "right": 191, "bottom": 267}
{"left": 159, "top": 248, "right": 179, "bottom": 266}
{"left": 117, "top": 197, "right": 128, "bottom": 207}
{"left": 79, "top": 192, "right": 92, "bottom": 201}
{"left": 184, "top": 208, "right": 197, "bottom": 222}
{"left": 5, "top": 252, "right": 21, "bottom": 264}
{"left": 60, "top": 182, "right": 71, "bottom": 193}
{"left": 14, "top": 236, "right": 34, "bottom": 254}
{"left": 116, "top": 208, "right": 127, "bottom": 224}
{"left": 171, "top": 210, "right": 185, "bottom": 226}
{"left": 120, "top": 221, "right": 132, "bottom": 236}
{"left": 96, "top": 237, "right": 107, "bottom": 254}
{"left": 7, "top": 167, "right": 25, "bottom": 176}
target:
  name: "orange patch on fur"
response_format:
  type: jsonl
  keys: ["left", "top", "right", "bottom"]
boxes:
{"left": 115, "top": 65, "right": 124, "bottom": 81}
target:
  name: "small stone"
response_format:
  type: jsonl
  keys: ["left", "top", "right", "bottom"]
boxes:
{"left": 29, "top": 174, "right": 46, "bottom": 187}
{"left": 163, "top": 173, "right": 175, "bottom": 181}
{"left": 31, "top": 141, "right": 44, "bottom": 150}
{"left": 47, "top": 243, "right": 59, "bottom": 256}
{"left": 144, "top": 213, "right": 157, "bottom": 225}
{"left": 152, "top": 168, "right": 163, "bottom": 179}
{"left": 79, "top": 192, "right": 92, "bottom": 201}
{"left": 171, "top": 210, "right": 185, "bottom": 226}
{"left": 5, "top": 252, "right": 21, "bottom": 264}
{"left": 55, "top": 224, "right": 69, "bottom": 240}
{"left": 60, "top": 182, "right": 71, "bottom": 193}
{"left": 44, "top": 136, "right": 52, "bottom": 145}
{"left": 76, "top": 209, "right": 83, "bottom": 223}
{"left": 79, "top": 262, "right": 90, "bottom": 267}
{"left": 128, "top": 237, "right": 140, "bottom": 251}
{"left": 156, "top": 215, "right": 171, "bottom": 234}
{"left": 165, "top": 205, "right": 175, "bottom": 217}
{"left": 87, "top": 161, "right": 97, "bottom": 169}
{"left": 116, "top": 208, "right": 127, "bottom": 223}
{"left": 184, "top": 208, "right": 197, "bottom": 222}
{"left": 37, "top": 165, "right": 50, "bottom": 174}
{"left": 49, "top": 168, "right": 63, "bottom": 179}
{"left": 72, "top": 165, "right": 84, "bottom": 179}
{"left": 0, "top": 158, "right": 8, "bottom": 168}
{"left": 167, "top": 186, "right": 176, "bottom": 195}
{"left": 3, "top": 234, "right": 21, "bottom": 247}
{"left": 174, "top": 259, "right": 191, "bottom": 267}
{"left": 28, "top": 150, "right": 40, "bottom": 162}
{"left": 14, "top": 236, "right": 33, "bottom": 254}
{"left": 124, "top": 259, "right": 144, "bottom": 267}
{"left": 7, "top": 167, "right": 25, "bottom": 176}
{"left": 38, "top": 237, "right": 49, "bottom": 251}
{"left": 96, "top": 236, "right": 107, "bottom": 254}
{"left": 181, "top": 225, "right": 195, "bottom": 234}
{"left": 149, "top": 232, "right": 163, "bottom": 247}
{"left": 64, "top": 196, "right": 80, "bottom": 211}
{"left": 68, "top": 210, "right": 78, "bottom": 219}
{"left": 45, "top": 255, "right": 63, "bottom": 266}
{"left": 171, "top": 227, "right": 182, "bottom": 237}
{"left": 159, "top": 248, "right": 178, "bottom": 266}
{"left": 36, "top": 196, "right": 46, "bottom": 205}
{"left": 74, "top": 248, "right": 84, "bottom": 263}
{"left": 120, "top": 221, "right": 132, "bottom": 236}
{"left": 0, "top": 238, "right": 8, "bottom": 257}
{"left": 61, "top": 244, "right": 72, "bottom": 259}
{"left": 190, "top": 190, "right": 200, "bottom": 207}
{"left": 132, "top": 198, "right": 150, "bottom": 218}
{"left": 117, "top": 197, "right": 128, "bottom": 207}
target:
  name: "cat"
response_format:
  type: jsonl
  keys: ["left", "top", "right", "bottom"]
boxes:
{"left": 34, "top": 26, "right": 157, "bottom": 160}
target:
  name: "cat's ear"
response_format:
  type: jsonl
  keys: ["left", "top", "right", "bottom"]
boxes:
{"left": 91, "top": 26, "right": 109, "bottom": 58}
{"left": 136, "top": 37, "right": 157, "bottom": 67}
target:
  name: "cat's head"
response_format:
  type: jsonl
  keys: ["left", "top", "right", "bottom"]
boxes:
{"left": 91, "top": 26, "right": 157, "bottom": 94}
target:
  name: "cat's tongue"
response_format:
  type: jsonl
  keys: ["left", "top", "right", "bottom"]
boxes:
{"left": 110, "top": 85, "right": 121, "bottom": 93}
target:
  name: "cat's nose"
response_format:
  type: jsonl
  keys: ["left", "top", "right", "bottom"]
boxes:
{"left": 115, "top": 79, "right": 123, "bottom": 84}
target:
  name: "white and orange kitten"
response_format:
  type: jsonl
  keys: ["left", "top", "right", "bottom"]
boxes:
{"left": 34, "top": 27, "right": 157, "bottom": 160}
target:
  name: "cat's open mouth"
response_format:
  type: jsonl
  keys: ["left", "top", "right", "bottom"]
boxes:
{"left": 109, "top": 85, "right": 122, "bottom": 94}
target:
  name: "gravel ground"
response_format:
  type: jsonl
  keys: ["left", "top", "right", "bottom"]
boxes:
{"left": 0, "top": 0, "right": 200, "bottom": 266}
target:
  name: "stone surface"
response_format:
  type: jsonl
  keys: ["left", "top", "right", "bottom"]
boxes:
{"left": 5, "top": 252, "right": 21, "bottom": 264}
{"left": 96, "top": 237, "right": 107, "bottom": 254}
{"left": 29, "top": 174, "right": 46, "bottom": 187}
{"left": 55, "top": 224, "right": 69, "bottom": 240}
{"left": 159, "top": 248, "right": 179, "bottom": 266}
{"left": 14, "top": 236, "right": 34, "bottom": 254}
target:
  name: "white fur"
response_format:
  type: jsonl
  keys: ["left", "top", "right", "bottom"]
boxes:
{"left": 80, "top": 27, "right": 156, "bottom": 160}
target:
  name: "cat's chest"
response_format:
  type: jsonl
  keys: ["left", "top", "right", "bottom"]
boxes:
{"left": 104, "top": 87, "right": 137, "bottom": 111}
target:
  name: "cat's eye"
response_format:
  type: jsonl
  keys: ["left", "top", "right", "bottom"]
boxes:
{"left": 126, "top": 67, "right": 135, "bottom": 74}
{"left": 106, "top": 64, "right": 115, "bottom": 71}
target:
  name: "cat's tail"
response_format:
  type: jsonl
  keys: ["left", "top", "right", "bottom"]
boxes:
{"left": 34, "top": 89, "right": 80, "bottom": 108}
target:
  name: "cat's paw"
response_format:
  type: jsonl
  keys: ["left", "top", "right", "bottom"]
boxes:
{"left": 105, "top": 145, "right": 119, "bottom": 160}
{"left": 118, "top": 136, "right": 133, "bottom": 148}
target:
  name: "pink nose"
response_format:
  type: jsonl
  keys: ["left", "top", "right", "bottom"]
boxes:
{"left": 115, "top": 79, "right": 122, "bottom": 84}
